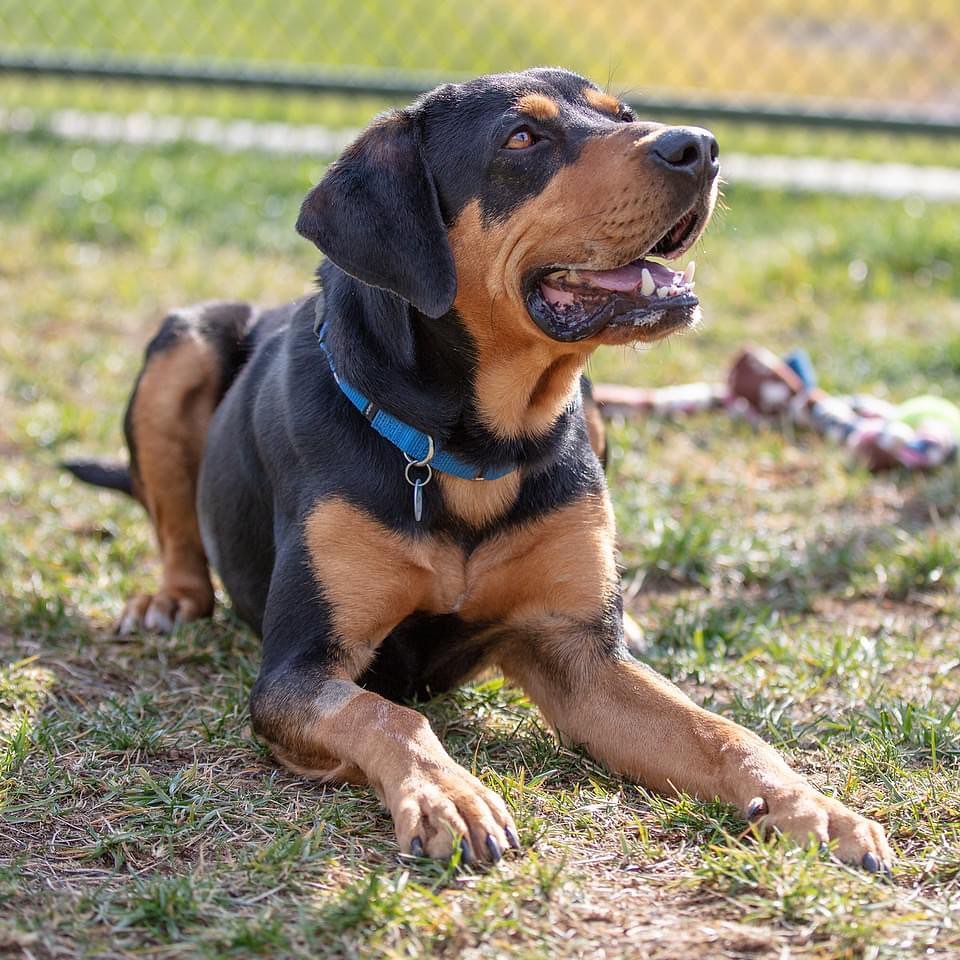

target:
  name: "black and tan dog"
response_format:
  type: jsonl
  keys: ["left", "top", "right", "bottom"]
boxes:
{"left": 66, "top": 68, "right": 892, "bottom": 871}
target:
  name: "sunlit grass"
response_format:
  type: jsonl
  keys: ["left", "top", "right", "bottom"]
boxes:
{"left": 1, "top": 130, "right": 959, "bottom": 957}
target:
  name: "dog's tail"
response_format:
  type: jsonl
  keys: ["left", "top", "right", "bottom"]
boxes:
{"left": 62, "top": 458, "right": 134, "bottom": 497}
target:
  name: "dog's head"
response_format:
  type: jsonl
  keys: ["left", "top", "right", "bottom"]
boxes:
{"left": 297, "top": 68, "right": 719, "bottom": 349}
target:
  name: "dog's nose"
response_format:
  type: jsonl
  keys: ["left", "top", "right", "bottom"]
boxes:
{"left": 650, "top": 127, "right": 720, "bottom": 181}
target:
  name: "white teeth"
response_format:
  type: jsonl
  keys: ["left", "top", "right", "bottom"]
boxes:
{"left": 683, "top": 261, "right": 696, "bottom": 283}
{"left": 566, "top": 269, "right": 581, "bottom": 284}
{"left": 640, "top": 268, "right": 655, "bottom": 296}
{"left": 656, "top": 286, "right": 670, "bottom": 298}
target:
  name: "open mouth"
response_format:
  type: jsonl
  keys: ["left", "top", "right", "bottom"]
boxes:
{"left": 525, "top": 206, "right": 703, "bottom": 343}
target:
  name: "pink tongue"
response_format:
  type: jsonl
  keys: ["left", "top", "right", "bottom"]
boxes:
{"left": 577, "top": 259, "right": 675, "bottom": 292}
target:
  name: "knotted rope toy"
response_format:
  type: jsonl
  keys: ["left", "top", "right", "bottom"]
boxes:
{"left": 594, "top": 345, "right": 959, "bottom": 472}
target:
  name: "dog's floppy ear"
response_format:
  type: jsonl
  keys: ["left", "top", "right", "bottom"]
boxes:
{"left": 296, "top": 110, "right": 457, "bottom": 319}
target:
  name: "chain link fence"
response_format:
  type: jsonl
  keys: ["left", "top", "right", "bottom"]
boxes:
{"left": 1, "top": 0, "right": 958, "bottom": 132}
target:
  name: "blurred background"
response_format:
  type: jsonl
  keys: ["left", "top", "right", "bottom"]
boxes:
{"left": 1, "top": 0, "right": 958, "bottom": 423}
{"left": 1, "top": 0, "right": 958, "bottom": 408}
{"left": 2, "top": 0, "right": 959, "bottom": 127}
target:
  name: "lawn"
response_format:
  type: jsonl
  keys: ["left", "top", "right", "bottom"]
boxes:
{"left": 1, "top": 127, "right": 960, "bottom": 958}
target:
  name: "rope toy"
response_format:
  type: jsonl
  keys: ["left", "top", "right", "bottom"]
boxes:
{"left": 594, "top": 345, "right": 959, "bottom": 472}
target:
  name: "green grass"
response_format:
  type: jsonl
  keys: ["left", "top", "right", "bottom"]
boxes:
{"left": 2, "top": 128, "right": 960, "bottom": 958}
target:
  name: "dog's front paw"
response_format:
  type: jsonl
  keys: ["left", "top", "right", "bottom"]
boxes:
{"left": 117, "top": 588, "right": 213, "bottom": 635}
{"left": 744, "top": 781, "right": 893, "bottom": 873}
{"left": 387, "top": 762, "right": 519, "bottom": 864}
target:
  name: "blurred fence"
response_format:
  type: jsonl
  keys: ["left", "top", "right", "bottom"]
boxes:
{"left": 1, "top": 0, "right": 958, "bottom": 132}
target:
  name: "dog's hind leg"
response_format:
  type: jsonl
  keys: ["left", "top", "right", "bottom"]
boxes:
{"left": 118, "top": 302, "right": 253, "bottom": 633}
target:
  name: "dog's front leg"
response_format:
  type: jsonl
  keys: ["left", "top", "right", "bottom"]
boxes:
{"left": 249, "top": 515, "right": 516, "bottom": 864}
{"left": 500, "top": 620, "right": 892, "bottom": 871}
{"left": 251, "top": 670, "right": 517, "bottom": 862}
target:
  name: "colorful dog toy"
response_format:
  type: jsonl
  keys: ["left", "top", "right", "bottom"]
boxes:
{"left": 594, "top": 345, "right": 959, "bottom": 472}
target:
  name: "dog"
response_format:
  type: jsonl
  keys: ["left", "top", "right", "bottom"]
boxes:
{"left": 65, "top": 68, "right": 892, "bottom": 871}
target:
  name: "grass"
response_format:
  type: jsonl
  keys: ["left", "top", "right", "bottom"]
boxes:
{"left": 2, "top": 125, "right": 960, "bottom": 958}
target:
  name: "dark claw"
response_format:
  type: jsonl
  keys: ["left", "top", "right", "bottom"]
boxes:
{"left": 486, "top": 834, "right": 502, "bottom": 862}
{"left": 505, "top": 826, "right": 520, "bottom": 850}
{"left": 410, "top": 837, "right": 424, "bottom": 857}
{"left": 882, "top": 861, "right": 894, "bottom": 878}
{"left": 862, "top": 852, "right": 881, "bottom": 873}
{"left": 460, "top": 838, "right": 475, "bottom": 865}
{"left": 745, "top": 797, "right": 768, "bottom": 820}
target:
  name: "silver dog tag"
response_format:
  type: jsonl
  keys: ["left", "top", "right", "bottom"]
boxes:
{"left": 413, "top": 478, "right": 425, "bottom": 522}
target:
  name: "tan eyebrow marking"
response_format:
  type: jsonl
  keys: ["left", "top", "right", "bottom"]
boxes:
{"left": 583, "top": 86, "right": 622, "bottom": 116}
{"left": 516, "top": 92, "right": 560, "bottom": 121}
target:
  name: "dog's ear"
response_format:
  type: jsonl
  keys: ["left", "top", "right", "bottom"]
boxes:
{"left": 296, "top": 111, "right": 457, "bottom": 319}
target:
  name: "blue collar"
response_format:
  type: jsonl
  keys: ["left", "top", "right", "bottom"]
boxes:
{"left": 314, "top": 314, "right": 517, "bottom": 483}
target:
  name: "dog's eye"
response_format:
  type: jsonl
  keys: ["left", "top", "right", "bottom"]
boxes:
{"left": 504, "top": 127, "right": 539, "bottom": 150}
{"left": 619, "top": 107, "right": 635, "bottom": 123}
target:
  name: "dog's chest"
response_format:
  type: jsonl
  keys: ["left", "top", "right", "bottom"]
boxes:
{"left": 304, "top": 492, "right": 616, "bottom": 647}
